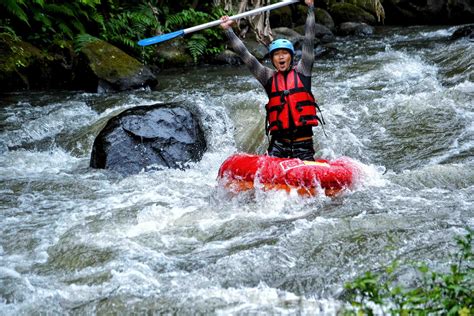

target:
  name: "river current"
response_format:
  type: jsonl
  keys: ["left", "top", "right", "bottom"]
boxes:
{"left": 1, "top": 25, "right": 473, "bottom": 314}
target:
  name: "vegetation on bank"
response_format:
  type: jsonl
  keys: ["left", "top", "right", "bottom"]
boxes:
{"left": 0, "top": 0, "right": 228, "bottom": 65}
{"left": 343, "top": 228, "right": 473, "bottom": 315}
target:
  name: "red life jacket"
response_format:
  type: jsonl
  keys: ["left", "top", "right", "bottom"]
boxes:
{"left": 265, "top": 69, "right": 320, "bottom": 134}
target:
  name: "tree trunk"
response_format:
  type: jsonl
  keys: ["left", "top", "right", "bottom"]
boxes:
{"left": 214, "top": 0, "right": 273, "bottom": 44}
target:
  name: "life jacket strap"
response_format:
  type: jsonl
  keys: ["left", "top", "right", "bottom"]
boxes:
{"left": 267, "top": 120, "right": 283, "bottom": 132}
{"left": 299, "top": 115, "right": 318, "bottom": 125}
{"left": 295, "top": 100, "right": 315, "bottom": 112}
{"left": 267, "top": 104, "right": 284, "bottom": 113}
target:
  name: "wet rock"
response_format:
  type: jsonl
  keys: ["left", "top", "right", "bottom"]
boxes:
{"left": 338, "top": 22, "right": 375, "bottom": 36}
{"left": 0, "top": 35, "right": 46, "bottom": 91}
{"left": 215, "top": 49, "right": 243, "bottom": 65}
{"left": 156, "top": 38, "right": 194, "bottom": 66}
{"left": 90, "top": 103, "right": 207, "bottom": 175}
{"left": 270, "top": 5, "right": 294, "bottom": 28}
{"left": 241, "top": 33, "right": 269, "bottom": 60}
{"left": 295, "top": 23, "right": 335, "bottom": 43}
{"left": 77, "top": 39, "right": 157, "bottom": 92}
{"left": 315, "top": 8, "right": 336, "bottom": 33}
{"left": 450, "top": 25, "right": 474, "bottom": 41}
{"left": 272, "top": 27, "right": 305, "bottom": 51}
{"left": 329, "top": 2, "right": 377, "bottom": 25}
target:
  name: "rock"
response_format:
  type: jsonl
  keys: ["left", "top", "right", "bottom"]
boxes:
{"left": 338, "top": 22, "right": 375, "bottom": 36}
{"left": 215, "top": 49, "right": 243, "bottom": 65}
{"left": 272, "top": 27, "right": 305, "bottom": 50}
{"left": 450, "top": 25, "right": 474, "bottom": 41}
{"left": 315, "top": 8, "right": 336, "bottom": 32}
{"left": 270, "top": 5, "right": 294, "bottom": 28}
{"left": 383, "top": 0, "right": 474, "bottom": 24}
{"left": 77, "top": 39, "right": 157, "bottom": 92}
{"left": 0, "top": 34, "right": 46, "bottom": 91}
{"left": 156, "top": 38, "right": 194, "bottom": 66}
{"left": 343, "top": 0, "right": 385, "bottom": 22}
{"left": 294, "top": 23, "right": 335, "bottom": 43}
{"left": 241, "top": 33, "right": 269, "bottom": 60}
{"left": 90, "top": 103, "right": 207, "bottom": 175}
{"left": 329, "top": 2, "right": 377, "bottom": 25}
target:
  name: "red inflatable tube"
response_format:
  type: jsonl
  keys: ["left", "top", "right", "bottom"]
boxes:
{"left": 218, "top": 154, "right": 360, "bottom": 196}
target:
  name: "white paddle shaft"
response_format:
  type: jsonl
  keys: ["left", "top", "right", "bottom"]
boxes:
{"left": 184, "top": 0, "right": 300, "bottom": 34}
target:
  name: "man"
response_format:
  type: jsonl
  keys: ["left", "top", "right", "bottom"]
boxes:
{"left": 220, "top": 0, "right": 321, "bottom": 161}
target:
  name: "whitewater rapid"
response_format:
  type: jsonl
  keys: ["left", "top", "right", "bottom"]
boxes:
{"left": 0, "top": 25, "right": 472, "bottom": 314}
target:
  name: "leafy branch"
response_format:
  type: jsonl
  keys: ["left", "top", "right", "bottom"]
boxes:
{"left": 344, "top": 228, "right": 473, "bottom": 315}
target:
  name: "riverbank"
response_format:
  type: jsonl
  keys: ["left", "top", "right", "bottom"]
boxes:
{"left": 1, "top": 0, "right": 473, "bottom": 93}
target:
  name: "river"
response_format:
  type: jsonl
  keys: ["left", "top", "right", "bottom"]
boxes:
{"left": 1, "top": 25, "right": 473, "bottom": 314}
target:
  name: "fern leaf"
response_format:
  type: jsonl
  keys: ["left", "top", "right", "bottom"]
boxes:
{"left": 57, "top": 22, "right": 73, "bottom": 39}
{"left": 187, "top": 34, "right": 208, "bottom": 63}
{"left": 71, "top": 20, "right": 86, "bottom": 34}
{"left": 31, "top": 8, "right": 53, "bottom": 28}
{"left": 33, "top": 0, "right": 45, "bottom": 7}
{"left": 45, "top": 3, "right": 75, "bottom": 17}
{"left": 74, "top": 33, "right": 99, "bottom": 52}
{"left": 0, "top": 0, "right": 29, "bottom": 25}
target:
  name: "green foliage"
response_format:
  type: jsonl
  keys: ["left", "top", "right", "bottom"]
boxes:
{"left": 0, "top": 0, "right": 31, "bottom": 25}
{"left": 102, "top": 10, "right": 159, "bottom": 61}
{"left": 1, "top": 0, "right": 227, "bottom": 65}
{"left": 344, "top": 228, "right": 474, "bottom": 315}
{"left": 1, "top": 0, "right": 106, "bottom": 46}
{"left": 163, "top": 6, "right": 226, "bottom": 63}
{"left": 0, "top": 23, "right": 19, "bottom": 40}
{"left": 165, "top": 8, "right": 210, "bottom": 30}
{"left": 73, "top": 33, "right": 100, "bottom": 53}
{"left": 187, "top": 34, "right": 208, "bottom": 64}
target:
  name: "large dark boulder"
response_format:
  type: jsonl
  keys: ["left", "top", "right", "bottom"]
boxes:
{"left": 90, "top": 103, "right": 207, "bottom": 175}
{"left": 77, "top": 39, "right": 157, "bottom": 92}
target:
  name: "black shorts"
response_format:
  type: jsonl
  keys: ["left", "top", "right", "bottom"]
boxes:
{"left": 267, "top": 137, "right": 315, "bottom": 161}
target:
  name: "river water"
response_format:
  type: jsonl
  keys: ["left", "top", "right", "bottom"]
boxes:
{"left": 1, "top": 25, "right": 473, "bottom": 314}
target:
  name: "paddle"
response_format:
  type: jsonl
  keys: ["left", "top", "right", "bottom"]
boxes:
{"left": 137, "top": 0, "right": 300, "bottom": 46}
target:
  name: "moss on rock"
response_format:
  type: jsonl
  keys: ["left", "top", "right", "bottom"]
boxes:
{"left": 330, "top": 2, "right": 377, "bottom": 24}
{"left": 0, "top": 34, "right": 46, "bottom": 91}
{"left": 270, "top": 5, "right": 294, "bottom": 28}
{"left": 79, "top": 39, "right": 157, "bottom": 91}
{"left": 315, "top": 8, "right": 336, "bottom": 32}
{"left": 156, "top": 38, "right": 193, "bottom": 66}
{"left": 81, "top": 40, "right": 142, "bottom": 81}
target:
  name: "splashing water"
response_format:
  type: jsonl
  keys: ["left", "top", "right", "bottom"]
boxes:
{"left": 1, "top": 26, "right": 473, "bottom": 314}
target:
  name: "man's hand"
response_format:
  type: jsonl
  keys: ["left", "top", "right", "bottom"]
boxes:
{"left": 220, "top": 16, "right": 235, "bottom": 30}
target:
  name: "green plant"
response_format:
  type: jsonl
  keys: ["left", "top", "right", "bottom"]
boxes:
{"left": 0, "top": 23, "right": 20, "bottom": 41}
{"left": 164, "top": 7, "right": 226, "bottom": 63}
{"left": 73, "top": 33, "right": 100, "bottom": 53}
{"left": 106, "top": 7, "right": 160, "bottom": 45}
{"left": 1, "top": 0, "right": 106, "bottom": 46}
{"left": 0, "top": 0, "right": 36, "bottom": 25}
{"left": 102, "top": 10, "right": 159, "bottom": 56}
{"left": 344, "top": 228, "right": 473, "bottom": 315}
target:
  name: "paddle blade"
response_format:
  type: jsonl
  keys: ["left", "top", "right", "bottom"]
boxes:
{"left": 137, "top": 30, "right": 185, "bottom": 46}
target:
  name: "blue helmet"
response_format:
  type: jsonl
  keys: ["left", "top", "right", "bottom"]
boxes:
{"left": 268, "top": 39, "right": 295, "bottom": 56}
